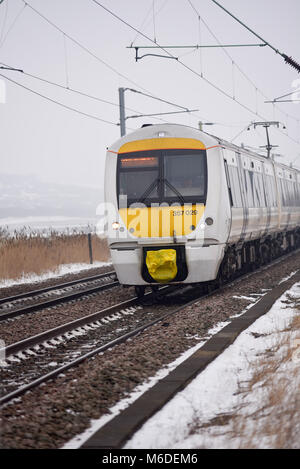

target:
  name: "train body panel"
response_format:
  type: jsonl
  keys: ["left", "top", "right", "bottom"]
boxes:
{"left": 103, "top": 124, "right": 300, "bottom": 288}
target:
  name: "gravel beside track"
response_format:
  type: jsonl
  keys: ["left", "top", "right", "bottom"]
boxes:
{"left": 1, "top": 252, "right": 300, "bottom": 449}
{"left": 0, "top": 284, "right": 135, "bottom": 346}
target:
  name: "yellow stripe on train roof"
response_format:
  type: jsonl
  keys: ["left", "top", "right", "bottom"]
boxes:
{"left": 118, "top": 138, "right": 206, "bottom": 154}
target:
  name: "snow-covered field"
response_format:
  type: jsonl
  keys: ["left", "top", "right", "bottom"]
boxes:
{"left": 0, "top": 216, "right": 99, "bottom": 235}
{"left": 64, "top": 281, "right": 300, "bottom": 449}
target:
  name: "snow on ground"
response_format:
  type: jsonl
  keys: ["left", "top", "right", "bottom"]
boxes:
{"left": 0, "top": 216, "right": 98, "bottom": 230}
{"left": 62, "top": 280, "right": 300, "bottom": 450}
{"left": 0, "top": 216, "right": 104, "bottom": 237}
{"left": 0, "top": 261, "right": 112, "bottom": 289}
{"left": 62, "top": 321, "right": 233, "bottom": 449}
{"left": 125, "top": 282, "right": 300, "bottom": 449}
{"left": 63, "top": 292, "right": 266, "bottom": 449}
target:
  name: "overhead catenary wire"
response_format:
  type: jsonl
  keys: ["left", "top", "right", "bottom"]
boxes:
{"left": 187, "top": 0, "right": 300, "bottom": 125}
{"left": 12, "top": 0, "right": 250, "bottom": 133}
{"left": 0, "top": 0, "right": 8, "bottom": 44}
{"left": 91, "top": 0, "right": 254, "bottom": 118}
{"left": 0, "top": 61, "right": 126, "bottom": 108}
{"left": 130, "top": 0, "right": 169, "bottom": 46}
{"left": 152, "top": 0, "right": 157, "bottom": 43}
{"left": 4, "top": 1, "right": 299, "bottom": 149}
{"left": 1, "top": 61, "right": 198, "bottom": 127}
{"left": 19, "top": 0, "right": 203, "bottom": 126}
{"left": 127, "top": 88, "right": 190, "bottom": 111}
{"left": 21, "top": 0, "right": 159, "bottom": 97}
{"left": 0, "top": 72, "right": 119, "bottom": 126}
{"left": 90, "top": 0, "right": 300, "bottom": 148}
{"left": 210, "top": 0, "right": 300, "bottom": 73}
{"left": 0, "top": 1, "right": 26, "bottom": 49}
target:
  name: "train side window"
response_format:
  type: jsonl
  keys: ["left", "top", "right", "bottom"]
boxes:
{"left": 280, "top": 179, "right": 287, "bottom": 206}
{"left": 266, "top": 175, "right": 277, "bottom": 207}
{"left": 258, "top": 173, "right": 266, "bottom": 207}
{"left": 224, "top": 160, "right": 233, "bottom": 207}
{"left": 228, "top": 166, "right": 243, "bottom": 207}
{"left": 296, "top": 182, "right": 300, "bottom": 206}
{"left": 286, "top": 180, "right": 292, "bottom": 206}
{"left": 243, "top": 169, "right": 254, "bottom": 207}
{"left": 291, "top": 181, "right": 297, "bottom": 207}
{"left": 252, "top": 173, "right": 265, "bottom": 207}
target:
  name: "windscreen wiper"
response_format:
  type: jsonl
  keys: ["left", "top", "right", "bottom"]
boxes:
{"left": 163, "top": 178, "right": 185, "bottom": 205}
{"left": 137, "top": 178, "right": 159, "bottom": 204}
{"left": 136, "top": 177, "right": 185, "bottom": 205}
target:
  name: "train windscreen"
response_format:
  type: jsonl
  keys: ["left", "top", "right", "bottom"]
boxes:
{"left": 117, "top": 149, "right": 207, "bottom": 206}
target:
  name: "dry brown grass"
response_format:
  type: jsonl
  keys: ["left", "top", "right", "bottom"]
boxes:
{"left": 231, "top": 299, "right": 300, "bottom": 448}
{"left": 190, "top": 293, "right": 300, "bottom": 448}
{"left": 0, "top": 228, "right": 110, "bottom": 282}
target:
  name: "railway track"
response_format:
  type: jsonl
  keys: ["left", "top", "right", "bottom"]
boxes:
{"left": 0, "top": 270, "right": 118, "bottom": 321}
{"left": 1, "top": 249, "right": 299, "bottom": 410}
{"left": 0, "top": 285, "right": 178, "bottom": 405}
{"left": 82, "top": 267, "right": 300, "bottom": 449}
{"left": 1, "top": 249, "right": 300, "bottom": 449}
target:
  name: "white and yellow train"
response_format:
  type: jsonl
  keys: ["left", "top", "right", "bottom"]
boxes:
{"left": 104, "top": 123, "right": 300, "bottom": 296}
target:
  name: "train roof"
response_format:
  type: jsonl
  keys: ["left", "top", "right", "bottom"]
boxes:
{"left": 108, "top": 123, "right": 300, "bottom": 177}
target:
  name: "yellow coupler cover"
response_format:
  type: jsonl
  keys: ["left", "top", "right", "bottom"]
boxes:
{"left": 146, "top": 249, "right": 177, "bottom": 283}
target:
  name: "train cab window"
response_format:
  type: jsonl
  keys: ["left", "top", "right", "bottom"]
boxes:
{"left": 163, "top": 153, "right": 206, "bottom": 199}
{"left": 117, "top": 150, "right": 207, "bottom": 206}
{"left": 118, "top": 156, "right": 159, "bottom": 203}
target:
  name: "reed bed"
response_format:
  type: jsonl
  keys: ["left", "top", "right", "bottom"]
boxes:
{"left": 0, "top": 227, "right": 110, "bottom": 282}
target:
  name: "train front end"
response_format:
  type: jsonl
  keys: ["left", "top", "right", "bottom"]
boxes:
{"left": 104, "top": 124, "right": 229, "bottom": 292}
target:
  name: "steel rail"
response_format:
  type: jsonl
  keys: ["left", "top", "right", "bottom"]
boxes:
{"left": 0, "top": 286, "right": 174, "bottom": 406}
{"left": 1, "top": 248, "right": 299, "bottom": 407}
{"left": 0, "top": 270, "right": 116, "bottom": 305}
{"left": 0, "top": 274, "right": 118, "bottom": 322}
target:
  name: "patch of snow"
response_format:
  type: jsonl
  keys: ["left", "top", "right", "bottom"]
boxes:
{"left": 0, "top": 261, "right": 112, "bottom": 289}
{"left": 62, "top": 320, "right": 233, "bottom": 449}
{"left": 125, "top": 282, "right": 300, "bottom": 449}
{"left": 278, "top": 271, "right": 298, "bottom": 284}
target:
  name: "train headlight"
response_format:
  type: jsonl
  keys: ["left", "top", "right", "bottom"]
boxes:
{"left": 112, "top": 221, "right": 120, "bottom": 230}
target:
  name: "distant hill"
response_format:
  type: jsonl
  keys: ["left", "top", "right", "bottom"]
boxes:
{"left": 0, "top": 173, "right": 103, "bottom": 218}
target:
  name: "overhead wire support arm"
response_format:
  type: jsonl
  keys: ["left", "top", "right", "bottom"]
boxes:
{"left": 210, "top": 0, "right": 300, "bottom": 73}
{"left": 125, "top": 109, "right": 199, "bottom": 120}
{"left": 265, "top": 89, "right": 300, "bottom": 104}
{"left": 248, "top": 121, "right": 282, "bottom": 159}
{"left": 129, "top": 47, "right": 178, "bottom": 62}
{"left": 118, "top": 87, "right": 197, "bottom": 136}
{"left": 126, "top": 87, "right": 190, "bottom": 111}
{"left": 128, "top": 43, "right": 266, "bottom": 61}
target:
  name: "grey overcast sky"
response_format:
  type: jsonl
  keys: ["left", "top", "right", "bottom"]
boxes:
{"left": 1, "top": 0, "right": 300, "bottom": 189}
